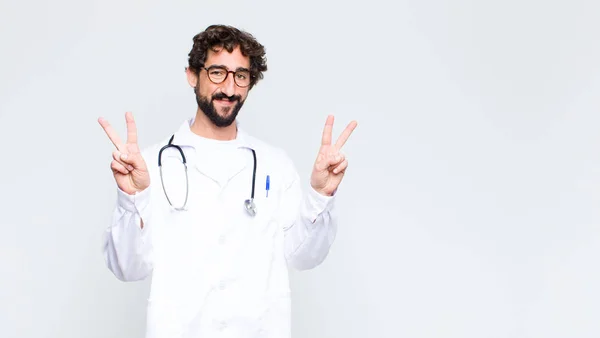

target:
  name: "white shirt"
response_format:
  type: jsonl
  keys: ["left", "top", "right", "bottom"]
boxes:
{"left": 102, "top": 118, "right": 337, "bottom": 338}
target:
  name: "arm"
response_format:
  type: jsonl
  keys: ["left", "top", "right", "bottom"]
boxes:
{"left": 98, "top": 112, "right": 153, "bottom": 282}
{"left": 283, "top": 114, "right": 357, "bottom": 270}
{"left": 103, "top": 186, "right": 154, "bottom": 281}
{"left": 283, "top": 172, "right": 338, "bottom": 271}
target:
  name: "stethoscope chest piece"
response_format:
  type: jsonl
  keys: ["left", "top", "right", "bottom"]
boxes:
{"left": 244, "top": 198, "right": 257, "bottom": 217}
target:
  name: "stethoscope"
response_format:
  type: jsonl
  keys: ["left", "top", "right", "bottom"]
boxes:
{"left": 157, "top": 134, "right": 258, "bottom": 216}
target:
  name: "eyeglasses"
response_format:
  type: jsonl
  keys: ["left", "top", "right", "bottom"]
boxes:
{"left": 202, "top": 65, "right": 252, "bottom": 88}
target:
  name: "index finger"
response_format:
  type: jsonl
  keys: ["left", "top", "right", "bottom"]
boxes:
{"left": 125, "top": 111, "right": 138, "bottom": 145}
{"left": 335, "top": 120, "right": 358, "bottom": 149}
{"left": 98, "top": 117, "right": 124, "bottom": 151}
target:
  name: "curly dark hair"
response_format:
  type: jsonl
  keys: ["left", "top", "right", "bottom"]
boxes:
{"left": 187, "top": 25, "right": 267, "bottom": 89}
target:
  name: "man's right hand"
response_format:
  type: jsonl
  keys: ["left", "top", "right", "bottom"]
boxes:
{"left": 98, "top": 112, "right": 150, "bottom": 195}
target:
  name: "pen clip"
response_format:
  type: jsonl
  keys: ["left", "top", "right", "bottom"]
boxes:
{"left": 266, "top": 175, "right": 270, "bottom": 197}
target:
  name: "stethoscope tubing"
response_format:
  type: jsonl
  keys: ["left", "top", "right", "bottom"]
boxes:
{"left": 158, "top": 135, "right": 257, "bottom": 215}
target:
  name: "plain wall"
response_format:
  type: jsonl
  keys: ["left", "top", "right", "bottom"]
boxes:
{"left": 1, "top": 0, "right": 600, "bottom": 337}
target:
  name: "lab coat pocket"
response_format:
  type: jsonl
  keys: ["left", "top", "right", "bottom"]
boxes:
{"left": 257, "top": 293, "right": 292, "bottom": 338}
{"left": 145, "top": 297, "right": 184, "bottom": 338}
{"left": 250, "top": 190, "right": 280, "bottom": 236}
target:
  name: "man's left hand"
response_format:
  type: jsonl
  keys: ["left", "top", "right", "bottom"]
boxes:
{"left": 310, "top": 115, "right": 358, "bottom": 196}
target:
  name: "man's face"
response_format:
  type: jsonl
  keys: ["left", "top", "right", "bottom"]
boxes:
{"left": 188, "top": 46, "right": 251, "bottom": 127}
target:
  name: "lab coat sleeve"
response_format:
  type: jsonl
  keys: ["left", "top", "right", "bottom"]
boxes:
{"left": 103, "top": 185, "right": 154, "bottom": 282}
{"left": 283, "top": 168, "right": 337, "bottom": 271}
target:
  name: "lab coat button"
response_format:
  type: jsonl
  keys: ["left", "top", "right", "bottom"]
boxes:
{"left": 219, "top": 281, "right": 226, "bottom": 290}
{"left": 218, "top": 235, "right": 226, "bottom": 244}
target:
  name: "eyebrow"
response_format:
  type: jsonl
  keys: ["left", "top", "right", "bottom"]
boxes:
{"left": 207, "top": 64, "right": 250, "bottom": 72}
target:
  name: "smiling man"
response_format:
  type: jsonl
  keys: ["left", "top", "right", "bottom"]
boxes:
{"left": 98, "top": 24, "right": 357, "bottom": 338}
{"left": 186, "top": 27, "right": 263, "bottom": 132}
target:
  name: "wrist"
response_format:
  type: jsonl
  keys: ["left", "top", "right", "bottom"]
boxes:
{"left": 117, "top": 185, "right": 151, "bottom": 213}
{"left": 312, "top": 185, "right": 336, "bottom": 197}
{"left": 315, "top": 189, "right": 333, "bottom": 197}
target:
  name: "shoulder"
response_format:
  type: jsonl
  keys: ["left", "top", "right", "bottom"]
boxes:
{"left": 137, "top": 118, "right": 192, "bottom": 164}
{"left": 137, "top": 135, "right": 175, "bottom": 173}
{"left": 242, "top": 131, "right": 292, "bottom": 160}
{"left": 240, "top": 130, "right": 299, "bottom": 177}
{"left": 139, "top": 137, "right": 170, "bottom": 160}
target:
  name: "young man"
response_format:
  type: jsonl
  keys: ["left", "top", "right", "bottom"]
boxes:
{"left": 98, "top": 24, "right": 357, "bottom": 338}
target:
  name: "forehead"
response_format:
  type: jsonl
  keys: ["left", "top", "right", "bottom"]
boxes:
{"left": 205, "top": 45, "right": 250, "bottom": 69}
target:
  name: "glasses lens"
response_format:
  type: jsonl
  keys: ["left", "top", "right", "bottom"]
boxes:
{"left": 234, "top": 70, "right": 251, "bottom": 87}
{"left": 207, "top": 67, "right": 227, "bottom": 83}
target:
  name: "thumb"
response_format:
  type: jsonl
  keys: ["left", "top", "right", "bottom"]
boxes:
{"left": 120, "top": 152, "right": 145, "bottom": 169}
{"left": 314, "top": 154, "right": 330, "bottom": 172}
{"left": 315, "top": 152, "right": 344, "bottom": 171}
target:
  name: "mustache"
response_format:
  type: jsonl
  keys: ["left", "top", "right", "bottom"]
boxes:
{"left": 212, "top": 92, "right": 241, "bottom": 102}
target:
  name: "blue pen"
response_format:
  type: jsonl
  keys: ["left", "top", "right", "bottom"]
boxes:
{"left": 266, "top": 175, "right": 270, "bottom": 197}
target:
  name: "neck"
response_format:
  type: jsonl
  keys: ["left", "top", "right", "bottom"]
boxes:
{"left": 190, "top": 111, "right": 237, "bottom": 141}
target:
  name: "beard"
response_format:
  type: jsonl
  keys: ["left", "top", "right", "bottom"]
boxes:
{"left": 196, "top": 90, "right": 244, "bottom": 128}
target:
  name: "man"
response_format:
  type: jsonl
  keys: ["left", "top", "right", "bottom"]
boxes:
{"left": 98, "top": 24, "right": 357, "bottom": 338}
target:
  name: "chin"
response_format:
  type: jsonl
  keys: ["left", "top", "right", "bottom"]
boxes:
{"left": 217, "top": 114, "right": 233, "bottom": 122}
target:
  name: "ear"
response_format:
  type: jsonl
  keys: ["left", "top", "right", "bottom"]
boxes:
{"left": 185, "top": 67, "right": 199, "bottom": 89}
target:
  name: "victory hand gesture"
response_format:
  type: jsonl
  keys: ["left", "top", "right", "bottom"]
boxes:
{"left": 98, "top": 112, "right": 150, "bottom": 195}
{"left": 310, "top": 115, "right": 358, "bottom": 196}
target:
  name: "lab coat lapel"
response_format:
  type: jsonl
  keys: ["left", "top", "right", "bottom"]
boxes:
{"left": 193, "top": 147, "right": 247, "bottom": 187}
{"left": 169, "top": 119, "right": 253, "bottom": 186}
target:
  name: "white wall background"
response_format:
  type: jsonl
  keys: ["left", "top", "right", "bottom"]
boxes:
{"left": 1, "top": 0, "right": 600, "bottom": 337}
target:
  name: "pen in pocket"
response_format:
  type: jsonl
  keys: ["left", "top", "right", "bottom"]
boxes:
{"left": 266, "top": 175, "right": 270, "bottom": 197}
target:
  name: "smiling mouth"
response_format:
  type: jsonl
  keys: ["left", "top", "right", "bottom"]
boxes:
{"left": 215, "top": 99, "right": 235, "bottom": 105}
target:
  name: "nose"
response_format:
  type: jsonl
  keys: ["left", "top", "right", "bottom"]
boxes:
{"left": 220, "top": 72, "right": 236, "bottom": 97}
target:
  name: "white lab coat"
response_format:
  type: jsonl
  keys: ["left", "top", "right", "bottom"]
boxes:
{"left": 103, "top": 118, "right": 337, "bottom": 338}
